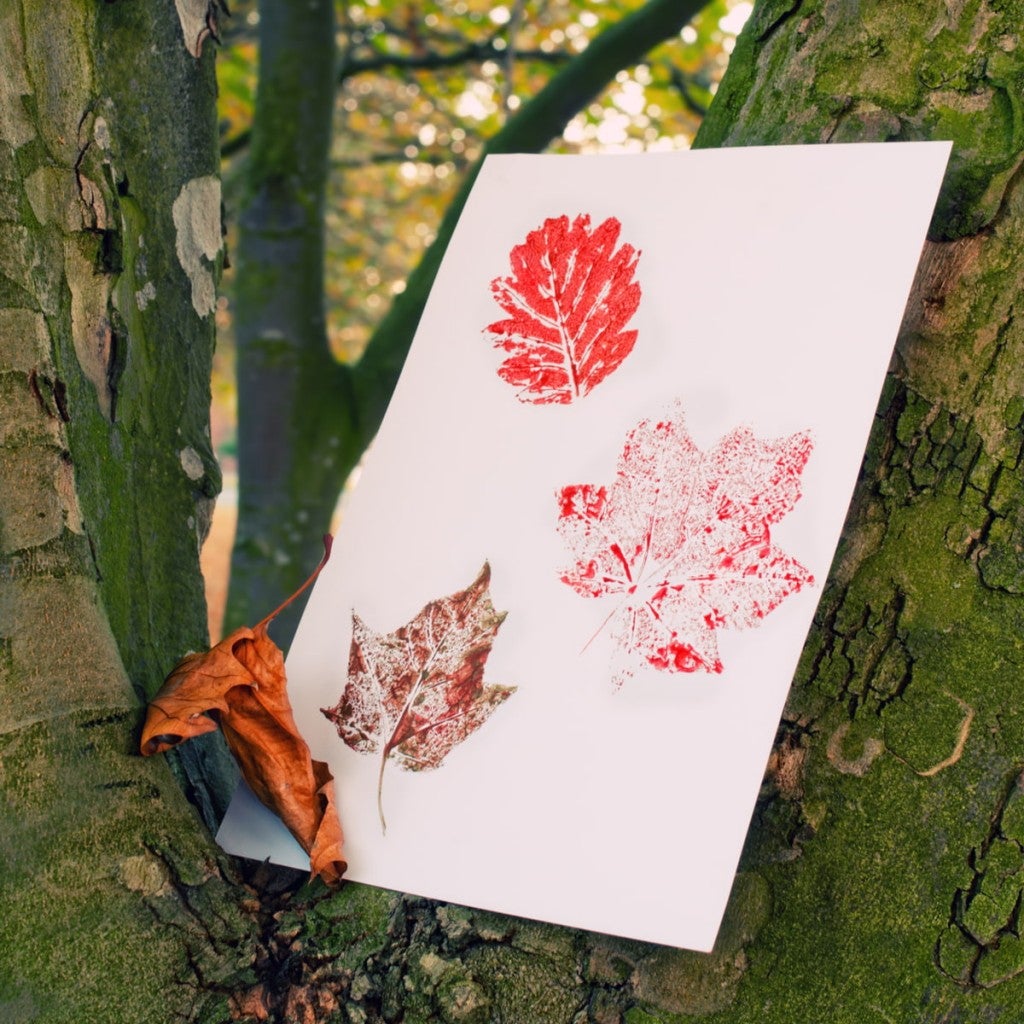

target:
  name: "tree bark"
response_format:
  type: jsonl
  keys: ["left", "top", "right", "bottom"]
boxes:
{"left": 1, "top": 3, "right": 250, "bottom": 1020}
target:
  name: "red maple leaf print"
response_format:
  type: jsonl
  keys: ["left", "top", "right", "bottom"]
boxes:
{"left": 322, "top": 564, "right": 515, "bottom": 832}
{"left": 485, "top": 213, "right": 642, "bottom": 404}
{"left": 556, "top": 404, "right": 814, "bottom": 686}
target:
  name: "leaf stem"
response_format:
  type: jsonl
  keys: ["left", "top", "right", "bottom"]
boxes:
{"left": 255, "top": 534, "right": 334, "bottom": 631}
{"left": 378, "top": 748, "right": 389, "bottom": 834}
{"left": 376, "top": 621, "right": 493, "bottom": 833}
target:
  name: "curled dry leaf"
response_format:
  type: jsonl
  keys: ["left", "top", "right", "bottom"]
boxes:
{"left": 141, "top": 537, "right": 345, "bottom": 886}
{"left": 322, "top": 563, "right": 516, "bottom": 833}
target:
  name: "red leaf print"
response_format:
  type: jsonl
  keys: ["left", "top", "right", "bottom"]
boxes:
{"left": 322, "top": 564, "right": 515, "bottom": 832}
{"left": 485, "top": 213, "right": 641, "bottom": 404}
{"left": 557, "top": 404, "right": 814, "bottom": 686}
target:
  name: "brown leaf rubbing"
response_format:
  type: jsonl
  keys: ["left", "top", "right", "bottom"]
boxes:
{"left": 322, "top": 563, "right": 516, "bottom": 833}
{"left": 141, "top": 537, "right": 345, "bottom": 886}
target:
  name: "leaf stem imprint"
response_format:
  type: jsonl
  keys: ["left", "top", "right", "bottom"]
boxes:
{"left": 377, "top": 618, "right": 461, "bottom": 833}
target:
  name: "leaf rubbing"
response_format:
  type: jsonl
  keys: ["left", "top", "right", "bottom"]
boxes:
{"left": 141, "top": 538, "right": 345, "bottom": 886}
{"left": 485, "top": 213, "right": 642, "bottom": 404}
{"left": 322, "top": 563, "right": 516, "bottom": 833}
{"left": 557, "top": 403, "right": 814, "bottom": 687}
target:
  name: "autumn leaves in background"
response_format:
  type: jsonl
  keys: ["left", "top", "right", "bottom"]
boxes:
{"left": 141, "top": 211, "right": 816, "bottom": 878}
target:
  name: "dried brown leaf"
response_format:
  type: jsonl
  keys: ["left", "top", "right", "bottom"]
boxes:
{"left": 141, "top": 537, "right": 345, "bottom": 885}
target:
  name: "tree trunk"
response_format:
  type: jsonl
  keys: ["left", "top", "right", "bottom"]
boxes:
{"left": 1, "top": 3, "right": 250, "bottom": 1020}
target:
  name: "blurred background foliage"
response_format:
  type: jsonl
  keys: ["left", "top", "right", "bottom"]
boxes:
{"left": 212, "top": 0, "right": 750, "bottom": 463}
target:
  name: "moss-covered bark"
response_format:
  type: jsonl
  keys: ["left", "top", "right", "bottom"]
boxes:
{"left": 1, "top": 3, "right": 252, "bottom": 1020}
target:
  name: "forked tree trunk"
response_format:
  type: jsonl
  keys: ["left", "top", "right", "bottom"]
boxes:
{"left": 4, "top": 1, "right": 1024, "bottom": 1022}
{"left": 226, "top": 0, "right": 707, "bottom": 649}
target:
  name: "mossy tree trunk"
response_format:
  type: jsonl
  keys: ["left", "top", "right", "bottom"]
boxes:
{"left": 1, "top": 3, "right": 250, "bottom": 1021}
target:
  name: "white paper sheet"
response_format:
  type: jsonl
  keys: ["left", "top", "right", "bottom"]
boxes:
{"left": 218, "top": 142, "right": 951, "bottom": 952}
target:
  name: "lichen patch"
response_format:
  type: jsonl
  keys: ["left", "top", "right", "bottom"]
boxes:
{"left": 56, "top": 454, "right": 84, "bottom": 535}
{"left": 0, "top": 9, "right": 35, "bottom": 149}
{"left": 120, "top": 853, "right": 172, "bottom": 897}
{"left": 0, "top": 310, "right": 50, "bottom": 374}
{"left": 93, "top": 116, "right": 111, "bottom": 150}
{"left": 826, "top": 721, "right": 885, "bottom": 776}
{"left": 179, "top": 446, "right": 205, "bottom": 481}
{"left": 65, "top": 238, "right": 114, "bottom": 418}
{"left": 174, "top": 0, "right": 216, "bottom": 58}
{"left": 172, "top": 176, "right": 222, "bottom": 318}
{"left": 25, "top": 167, "right": 83, "bottom": 231}
{"left": 915, "top": 697, "right": 974, "bottom": 777}
{"left": 135, "top": 281, "right": 156, "bottom": 310}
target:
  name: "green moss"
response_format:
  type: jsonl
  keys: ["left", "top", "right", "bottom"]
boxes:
{"left": 626, "top": 1010, "right": 670, "bottom": 1024}
{"left": 691, "top": 4, "right": 762, "bottom": 148}
{"left": 435, "top": 974, "right": 492, "bottom": 1024}
{"left": 0, "top": 712, "right": 235, "bottom": 1023}
{"left": 975, "top": 934, "right": 1024, "bottom": 988}
{"left": 296, "top": 883, "right": 394, "bottom": 969}
{"left": 464, "top": 944, "right": 583, "bottom": 1024}
{"left": 978, "top": 517, "right": 1024, "bottom": 592}
{"left": 20, "top": 0, "right": 94, "bottom": 166}
{"left": 1000, "top": 782, "right": 1024, "bottom": 844}
{"left": 394, "top": 951, "right": 495, "bottom": 1024}
{"left": 882, "top": 687, "right": 971, "bottom": 774}
{"left": 628, "top": 875, "right": 770, "bottom": 1019}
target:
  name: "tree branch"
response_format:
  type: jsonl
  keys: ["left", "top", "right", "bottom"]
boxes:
{"left": 665, "top": 62, "right": 709, "bottom": 118}
{"left": 352, "top": 0, "right": 708, "bottom": 448}
{"left": 339, "top": 40, "right": 570, "bottom": 80}
{"left": 220, "top": 37, "right": 570, "bottom": 160}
